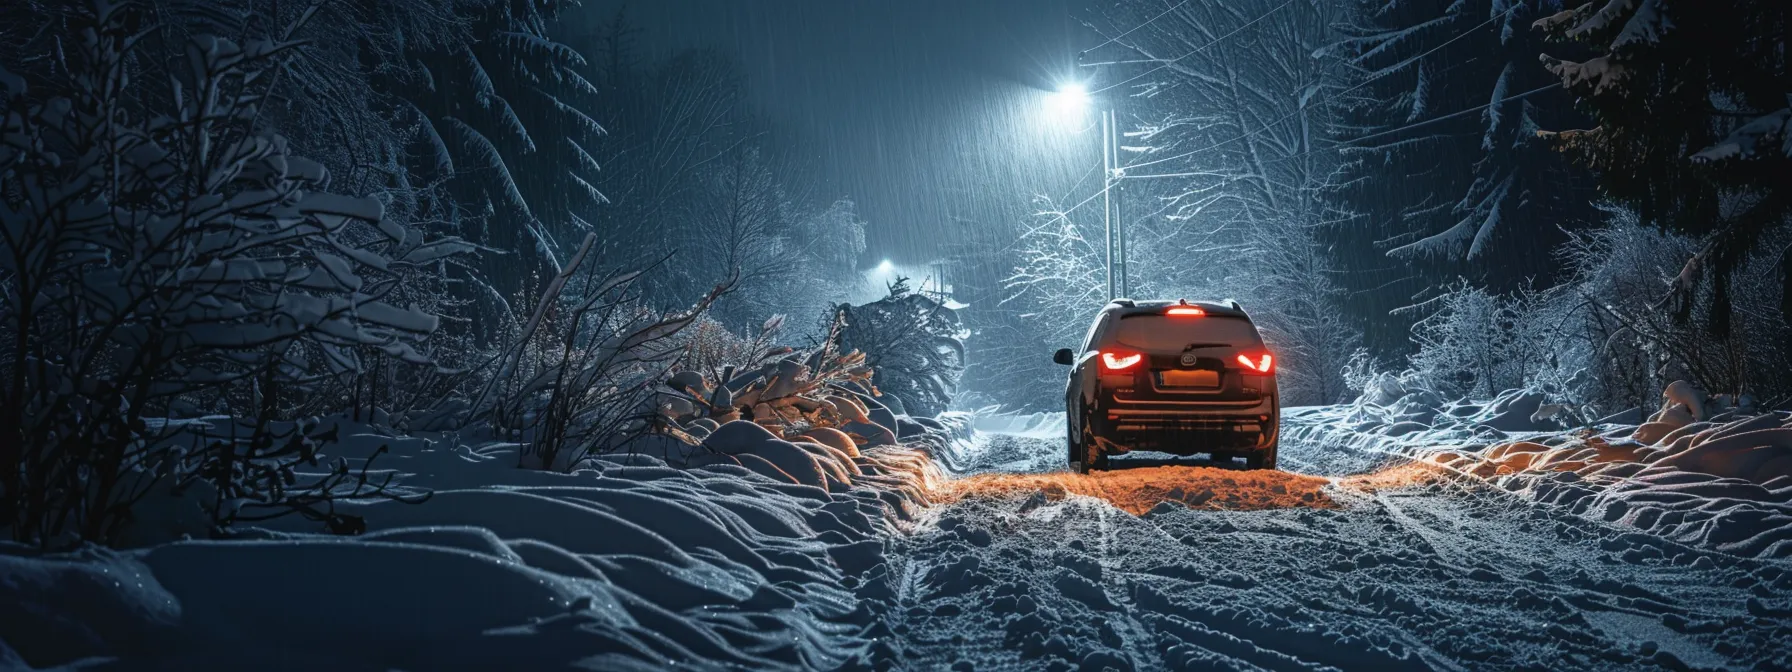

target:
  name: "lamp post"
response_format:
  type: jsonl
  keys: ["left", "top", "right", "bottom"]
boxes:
{"left": 1101, "top": 106, "right": 1127, "bottom": 301}
{"left": 1046, "top": 82, "right": 1127, "bottom": 302}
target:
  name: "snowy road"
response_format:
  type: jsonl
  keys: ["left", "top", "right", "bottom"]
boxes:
{"left": 859, "top": 416, "right": 1792, "bottom": 671}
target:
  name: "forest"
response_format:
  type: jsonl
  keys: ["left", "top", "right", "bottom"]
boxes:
{"left": 1, "top": 0, "right": 1790, "bottom": 670}
{"left": 970, "top": 0, "right": 1792, "bottom": 417}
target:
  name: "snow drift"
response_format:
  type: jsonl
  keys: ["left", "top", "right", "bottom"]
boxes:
{"left": 1288, "top": 381, "right": 1792, "bottom": 558}
{"left": 0, "top": 413, "right": 946, "bottom": 670}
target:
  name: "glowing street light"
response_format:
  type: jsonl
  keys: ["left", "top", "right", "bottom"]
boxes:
{"left": 1044, "top": 82, "right": 1092, "bottom": 124}
{"left": 1043, "top": 78, "right": 1126, "bottom": 301}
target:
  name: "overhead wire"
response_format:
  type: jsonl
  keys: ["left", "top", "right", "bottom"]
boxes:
{"left": 1080, "top": 0, "right": 1195, "bottom": 59}
{"left": 1093, "top": 0, "right": 1299, "bottom": 96}
{"left": 1118, "top": 2, "right": 1529, "bottom": 173}
{"left": 976, "top": 2, "right": 1553, "bottom": 305}
{"left": 1276, "top": 82, "right": 1564, "bottom": 167}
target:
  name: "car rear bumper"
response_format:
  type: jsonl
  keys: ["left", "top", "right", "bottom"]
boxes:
{"left": 1095, "top": 397, "right": 1277, "bottom": 453}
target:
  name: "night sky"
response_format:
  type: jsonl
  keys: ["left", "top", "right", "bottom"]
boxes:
{"left": 574, "top": 0, "right": 1098, "bottom": 269}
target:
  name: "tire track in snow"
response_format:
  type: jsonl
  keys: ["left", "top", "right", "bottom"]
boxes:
{"left": 859, "top": 420, "right": 1792, "bottom": 670}
{"left": 1091, "top": 497, "right": 1166, "bottom": 670}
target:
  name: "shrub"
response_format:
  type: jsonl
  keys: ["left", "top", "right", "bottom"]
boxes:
{"left": 836, "top": 278, "right": 967, "bottom": 417}
{"left": 0, "top": 4, "right": 460, "bottom": 546}
{"left": 477, "top": 236, "right": 728, "bottom": 471}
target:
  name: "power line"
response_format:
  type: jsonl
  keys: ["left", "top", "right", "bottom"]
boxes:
{"left": 1333, "top": 3, "right": 1524, "bottom": 101}
{"left": 973, "top": 3, "right": 1549, "bottom": 306}
{"left": 1093, "top": 0, "right": 1298, "bottom": 96}
{"left": 1341, "top": 83, "right": 1565, "bottom": 149}
{"left": 1082, "top": 0, "right": 1195, "bottom": 58}
{"left": 1117, "top": 2, "right": 1527, "bottom": 173}
{"left": 1248, "top": 81, "right": 1565, "bottom": 173}
{"left": 1055, "top": 66, "right": 1559, "bottom": 228}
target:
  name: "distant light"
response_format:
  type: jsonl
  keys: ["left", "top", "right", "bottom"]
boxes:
{"left": 877, "top": 259, "right": 894, "bottom": 272}
{"left": 1044, "top": 82, "right": 1091, "bottom": 123}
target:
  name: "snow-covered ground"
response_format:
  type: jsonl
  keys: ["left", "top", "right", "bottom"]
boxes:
{"left": 861, "top": 401, "right": 1792, "bottom": 670}
{"left": 7, "top": 386, "right": 1792, "bottom": 670}
{"left": 0, "top": 418, "right": 943, "bottom": 670}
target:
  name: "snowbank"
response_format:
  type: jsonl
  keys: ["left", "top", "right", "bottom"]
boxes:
{"left": 1289, "top": 382, "right": 1792, "bottom": 558}
{"left": 0, "top": 416, "right": 948, "bottom": 670}
{"left": 967, "top": 409, "right": 1065, "bottom": 440}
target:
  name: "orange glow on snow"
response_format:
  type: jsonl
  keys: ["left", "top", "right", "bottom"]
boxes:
{"left": 939, "top": 465, "right": 1337, "bottom": 515}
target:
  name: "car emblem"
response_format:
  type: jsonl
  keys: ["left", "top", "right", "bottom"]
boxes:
{"left": 1179, "top": 352, "right": 1198, "bottom": 367}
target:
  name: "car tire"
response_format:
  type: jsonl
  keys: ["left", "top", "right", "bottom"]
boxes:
{"left": 1247, "top": 443, "right": 1278, "bottom": 471}
{"left": 1081, "top": 438, "right": 1108, "bottom": 473}
{"left": 1076, "top": 410, "right": 1108, "bottom": 474}
{"left": 1081, "top": 433, "right": 1108, "bottom": 474}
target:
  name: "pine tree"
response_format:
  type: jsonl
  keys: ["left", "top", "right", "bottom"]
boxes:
{"left": 1325, "top": 0, "right": 1600, "bottom": 354}
{"left": 1535, "top": 0, "right": 1791, "bottom": 330}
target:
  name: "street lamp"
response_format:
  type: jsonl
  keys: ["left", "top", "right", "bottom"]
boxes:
{"left": 1047, "top": 81, "right": 1127, "bottom": 302}
{"left": 1044, "top": 82, "right": 1091, "bottom": 125}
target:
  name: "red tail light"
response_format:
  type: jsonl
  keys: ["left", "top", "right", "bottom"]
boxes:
{"left": 1236, "top": 352, "right": 1274, "bottom": 374}
{"left": 1100, "top": 351, "right": 1143, "bottom": 371}
{"left": 1166, "top": 306, "right": 1205, "bottom": 317}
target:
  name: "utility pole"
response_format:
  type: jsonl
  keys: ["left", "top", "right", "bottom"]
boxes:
{"left": 1101, "top": 108, "right": 1116, "bottom": 301}
{"left": 1086, "top": 67, "right": 1128, "bottom": 302}
{"left": 1107, "top": 109, "right": 1126, "bottom": 299}
{"left": 1076, "top": 56, "right": 1221, "bottom": 303}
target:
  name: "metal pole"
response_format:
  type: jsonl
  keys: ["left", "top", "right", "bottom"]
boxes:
{"left": 1111, "top": 108, "right": 1126, "bottom": 299}
{"left": 1102, "top": 108, "right": 1115, "bottom": 302}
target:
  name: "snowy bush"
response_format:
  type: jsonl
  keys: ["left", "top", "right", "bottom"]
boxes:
{"left": 0, "top": 5, "right": 464, "bottom": 545}
{"left": 836, "top": 278, "right": 968, "bottom": 417}
{"left": 478, "top": 235, "right": 729, "bottom": 472}
{"left": 678, "top": 313, "right": 794, "bottom": 387}
{"left": 653, "top": 316, "right": 888, "bottom": 452}
{"left": 1550, "top": 211, "right": 1792, "bottom": 415}
{"left": 1403, "top": 283, "right": 1565, "bottom": 399}
{"left": 1383, "top": 207, "right": 1792, "bottom": 419}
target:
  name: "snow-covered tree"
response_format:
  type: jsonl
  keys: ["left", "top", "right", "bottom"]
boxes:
{"left": 837, "top": 280, "right": 968, "bottom": 418}
{"left": 1552, "top": 208, "right": 1790, "bottom": 414}
{"left": 1324, "top": 0, "right": 1600, "bottom": 353}
{"left": 400, "top": 0, "right": 609, "bottom": 304}
{"left": 0, "top": 4, "right": 466, "bottom": 544}
{"left": 1535, "top": 0, "right": 1791, "bottom": 332}
{"left": 1, "top": 0, "right": 613, "bottom": 350}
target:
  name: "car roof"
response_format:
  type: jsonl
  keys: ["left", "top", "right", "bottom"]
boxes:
{"left": 1101, "top": 299, "right": 1251, "bottom": 320}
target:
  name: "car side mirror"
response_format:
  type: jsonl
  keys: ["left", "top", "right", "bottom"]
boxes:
{"left": 1052, "top": 348, "right": 1075, "bottom": 366}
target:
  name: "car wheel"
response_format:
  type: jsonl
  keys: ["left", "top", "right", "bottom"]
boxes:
{"left": 1081, "top": 431, "right": 1108, "bottom": 474}
{"left": 1247, "top": 444, "right": 1278, "bottom": 471}
{"left": 1076, "top": 411, "right": 1107, "bottom": 474}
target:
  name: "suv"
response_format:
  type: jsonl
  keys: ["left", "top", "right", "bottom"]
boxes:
{"left": 1052, "top": 299, "right": 1279, "bottom": 472}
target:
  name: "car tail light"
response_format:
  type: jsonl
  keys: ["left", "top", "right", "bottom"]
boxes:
{"left": 1236, "top": 351, "right": 1274, "bottom": 374}
{"left": 1165, "top": 306, "right": 1205, "bottom": 317}
{"left": 1100, "top": 351, "right": 1143, "bottom": 372}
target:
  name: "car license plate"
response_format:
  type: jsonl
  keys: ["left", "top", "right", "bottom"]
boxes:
{"left": 1160, "top": 369, "right": 1219, "bottom": 388}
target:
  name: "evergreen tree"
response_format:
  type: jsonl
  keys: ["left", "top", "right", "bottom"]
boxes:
{"left": 1325, "top": 0, "right": 1600, "bottom": 354}
{"left": 1535, "top": 0, "right": 1790, "bottom": 330}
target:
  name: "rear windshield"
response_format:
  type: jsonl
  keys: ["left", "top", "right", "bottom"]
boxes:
{"left": 1110, "top": 314, "right": 1261, "bottom": 351}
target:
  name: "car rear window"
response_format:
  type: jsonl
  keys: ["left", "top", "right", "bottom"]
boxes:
{"left": 1110, "top": 314, "right": 1262, "bottom": 351}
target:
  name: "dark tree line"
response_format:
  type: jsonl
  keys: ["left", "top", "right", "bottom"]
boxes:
{"left": 0, "top": 0, "right": 865, "bottom": 546}
{"left": 971, "top": 0, "right": 1789, "bottom": 411}
{"left": 1324, "top": 0, "right": 1602, "bottom": 354}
